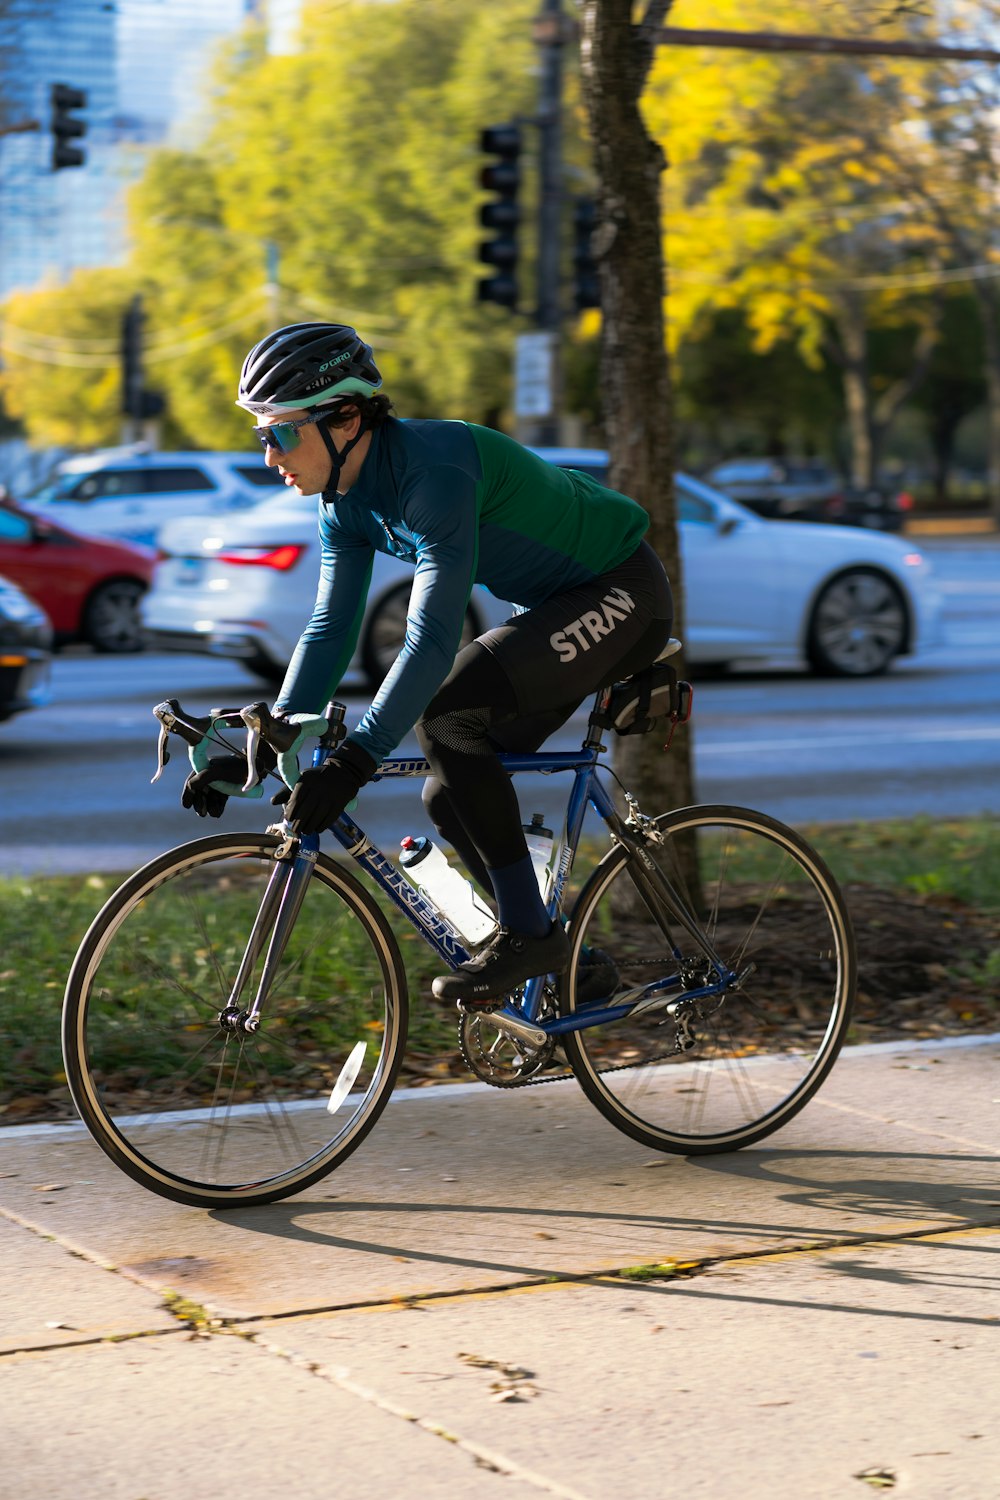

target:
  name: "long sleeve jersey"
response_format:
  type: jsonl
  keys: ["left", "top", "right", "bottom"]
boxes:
{"left": 275, "top": 418, "right": 649, "bottom": 764}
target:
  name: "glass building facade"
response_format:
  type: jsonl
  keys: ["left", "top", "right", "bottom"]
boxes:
{"left": 0, "top": 0, "right": 259, "bottom": 302}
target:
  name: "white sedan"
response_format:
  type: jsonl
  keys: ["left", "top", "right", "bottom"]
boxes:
{"left": 142, "top": 453, "right": 943, "bottom": 686}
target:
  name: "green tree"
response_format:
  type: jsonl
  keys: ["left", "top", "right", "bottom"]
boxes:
{"left": 0, "top": 270, "right": 134, "bottom": 448}
{"left": 646, "top": 0, "right": 950, "bottom": 487}
{"left": 908, "top": 293, "right": 986, "bottom": 505}
{"left": 133, "top": 0, "right": 541, "bottom": 442}
{"left": 836, "top": 0, "right": 1000, "bottom": 520}
{"left": 674, "top": 308, "right": 842, "bottom": 466}
{"left": 3, "top": 0, "right": 549, "bottom": 449}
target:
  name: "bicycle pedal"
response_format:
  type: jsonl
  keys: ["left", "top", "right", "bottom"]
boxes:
{"left": 456, "top": 998, "right": 502, "bottom": 1015}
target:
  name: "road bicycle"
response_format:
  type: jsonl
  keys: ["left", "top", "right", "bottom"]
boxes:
{"left": 62, "top": 644, "right": 856, "bottom": 1208}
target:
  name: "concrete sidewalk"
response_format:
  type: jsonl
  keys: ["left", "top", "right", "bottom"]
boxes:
{"left": 2, "top": 1034, "right": 998, "bottom": 1499}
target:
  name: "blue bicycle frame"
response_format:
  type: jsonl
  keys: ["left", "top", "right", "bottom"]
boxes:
{"left": 281, "top": 736, "right": 738, "bottom": 1045}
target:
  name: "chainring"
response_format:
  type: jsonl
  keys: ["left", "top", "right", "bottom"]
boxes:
{"left": 458, "top": 1010, "right": 558, "bottom": 1088}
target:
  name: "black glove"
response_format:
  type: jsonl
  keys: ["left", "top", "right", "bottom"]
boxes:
{"left": 182, "top": 743, "right": 278, "bottom": 819}
{"left": 280, "top": 741, "right": 377, "bottom": 835}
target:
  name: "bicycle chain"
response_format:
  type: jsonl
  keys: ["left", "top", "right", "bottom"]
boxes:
{"left": 468, "top": 957, "right": 688, "bottom": 1089}
{"left": 516, "top": 1040, "right": 685, "bottom": 1089}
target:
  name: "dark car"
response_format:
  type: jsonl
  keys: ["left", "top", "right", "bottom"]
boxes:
{"left": 0, "top": 572, "right": 52, "bottom": 723}
{"left": 704, "top": 458, "right": 913, "bottom": 533}
{"left": 0, "top": 499, "right": 156, "bottom": 653}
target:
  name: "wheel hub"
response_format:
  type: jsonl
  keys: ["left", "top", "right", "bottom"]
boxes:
{"left": 217, "top": 1005, "right": 260, "bottom": 1036}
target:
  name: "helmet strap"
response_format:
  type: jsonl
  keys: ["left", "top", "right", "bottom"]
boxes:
{"left": 318, "top": 416, "right": 368, "bottom": 496}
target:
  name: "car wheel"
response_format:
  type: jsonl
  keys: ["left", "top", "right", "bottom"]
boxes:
{"left": 806, "top": 568, "right": 907, "bottom": 677}
{"left": 361, "top": 583, "right": 479, "bottom": 688}
{"left": 83, "top": 579, "right": 146, "bottom": 653}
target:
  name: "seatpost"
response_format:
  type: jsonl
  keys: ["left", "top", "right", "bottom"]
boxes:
{"left": 584, "top": 687, "right": 612, "bottom": 752}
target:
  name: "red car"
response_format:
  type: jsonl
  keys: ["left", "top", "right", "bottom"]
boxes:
{"left": 0, "top": 498, "right": 156, "bottom": 652}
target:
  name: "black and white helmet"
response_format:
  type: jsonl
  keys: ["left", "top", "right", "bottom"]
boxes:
{"left": 236, "top": 323, "right": 382, "bottom": 416}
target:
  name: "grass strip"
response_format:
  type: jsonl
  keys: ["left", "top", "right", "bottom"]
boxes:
{"left": 1, "top": 815, "right": 997, "bottom": 1117}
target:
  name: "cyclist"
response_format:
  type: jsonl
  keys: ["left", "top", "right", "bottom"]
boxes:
{"left": 183, "top": 322, "right": 673, "bottom": 1006}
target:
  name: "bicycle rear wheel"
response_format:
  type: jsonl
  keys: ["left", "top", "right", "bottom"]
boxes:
{"left": 561, "top": 805, "right": 855, "bottom": 1153}
{"left": 63, "top": 833, "right": 408, "bottom": 1207}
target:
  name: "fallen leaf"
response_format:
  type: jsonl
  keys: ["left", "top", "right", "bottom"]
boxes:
{"left": 490, "top": 1384, "right": 536, "bottom": 1402}
{"left": 854, "top": 1468, "right": 897, "bottom": 1489}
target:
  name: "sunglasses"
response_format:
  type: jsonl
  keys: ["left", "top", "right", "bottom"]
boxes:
{"left": 252, "top": 409, "right": 331, "bottom": 455}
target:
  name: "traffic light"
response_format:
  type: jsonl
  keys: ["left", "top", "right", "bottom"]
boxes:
{"left": 50, "top": 83, "right": 87, "bottom": 170}
{"left": 477, "top": 124, "right": 521, "bottom": 311}
{"left": 572, "top": 198, "right": 600, "bottom": 312}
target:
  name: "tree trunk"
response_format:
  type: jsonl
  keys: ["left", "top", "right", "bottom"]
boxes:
{"left": 830, "top": 291, "right": 941, "bottom": 495}
{"left": 929, "top": 416, "right": 957, "bottom": 508}
{"left": 830, "top": 295, "right": 876, "bottom": 489}
{"left": 579, "top": 0, "right": 695, "bottom": 823}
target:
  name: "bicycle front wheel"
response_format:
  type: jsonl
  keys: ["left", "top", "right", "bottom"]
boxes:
{"left": 561, "top": 805, "right": 856, "bottom": 1154}
{"left": 63, "top": 834, "right": 408, "bottom": 1207}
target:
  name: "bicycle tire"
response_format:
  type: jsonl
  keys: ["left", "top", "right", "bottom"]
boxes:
{"left": 62, "top": 833, "right": 408, "bottom": 1207}
{"left": 560, "top": 804, "right": 856, "bottom": 1154}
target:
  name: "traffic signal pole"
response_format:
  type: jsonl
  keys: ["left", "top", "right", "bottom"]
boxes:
{"left": 529, "top": 0, "right": 567, "bottom": 445}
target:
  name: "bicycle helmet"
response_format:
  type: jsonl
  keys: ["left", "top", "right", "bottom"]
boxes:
{"left": 236, "top": 323, "right": 382, "bottom": 416}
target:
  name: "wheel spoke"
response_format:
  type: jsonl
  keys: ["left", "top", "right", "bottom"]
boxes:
{"left": 63, "top": 836, "right": 407, "bottom": 1206}
{"left": 562, "top": 808, "right": 855, "bottom": 1153}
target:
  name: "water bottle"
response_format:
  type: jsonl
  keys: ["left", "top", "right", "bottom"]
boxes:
{"left": 399, "top": 836, "right": 497, "bottom": 944}
{"left": 523, "top": 812, "right": 554, "bottom": 899}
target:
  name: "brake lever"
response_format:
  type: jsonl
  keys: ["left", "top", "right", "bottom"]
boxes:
{"left": 151, "top": 698, "right": 214, "bottom": 784}
{"left": 152, "top": 722, "right": 170, "bottom": 784}
{"left": 238, "top": 702, "right": 331, "bottom": 792}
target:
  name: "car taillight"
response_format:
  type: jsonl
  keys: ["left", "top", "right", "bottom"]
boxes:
{"left": 894, "top": 490, "right": 914, "bottom": 511}
{"left": 216, "top": 544, "right": 305, "bottom": 571}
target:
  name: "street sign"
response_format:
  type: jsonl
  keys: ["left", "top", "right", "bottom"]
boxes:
{"left": 514, "top": 332, "right": 554, "bottom": 418}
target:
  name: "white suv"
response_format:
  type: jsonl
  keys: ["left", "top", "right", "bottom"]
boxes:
{"left": 23, "top": 447, "right": 285, "bottom": 547}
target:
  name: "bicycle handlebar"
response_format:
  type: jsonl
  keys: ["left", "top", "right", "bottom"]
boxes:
{"left": 151, "top": 697, "right": 346, "bottom": 795}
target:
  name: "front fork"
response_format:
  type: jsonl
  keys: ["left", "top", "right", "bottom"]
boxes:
{"left": 218, "top": 832, "right": 319, "bottom": 1037}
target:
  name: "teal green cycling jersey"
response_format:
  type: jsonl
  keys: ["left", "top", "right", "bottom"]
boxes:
{"left": 275, "top": 417, "right": 649, "bottom": 763}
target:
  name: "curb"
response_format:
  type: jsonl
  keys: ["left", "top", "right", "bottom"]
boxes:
{"left": 905, "top": 516, "right": 998, "bottom": 536}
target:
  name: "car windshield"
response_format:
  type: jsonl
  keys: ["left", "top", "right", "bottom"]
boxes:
{"left": 26, "top": 471, "right": 98, "bottom": 502}
{"left": 23, "top": 479, "right": 61, "bottom": 503}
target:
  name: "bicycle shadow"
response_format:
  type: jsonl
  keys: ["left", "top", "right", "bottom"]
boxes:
{"left": 688, "top": 1145, "right": 1000, "bottom": 1225}
{"left": 210, "top": 1146, "right": 1000, "bottom": 1327}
